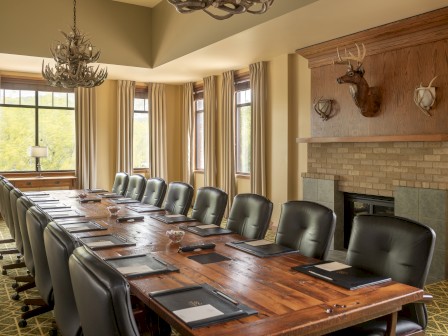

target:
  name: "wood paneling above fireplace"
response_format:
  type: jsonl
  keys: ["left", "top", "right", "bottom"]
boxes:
{"left": 296, "top": 7, "right": 448, "bottom": 139}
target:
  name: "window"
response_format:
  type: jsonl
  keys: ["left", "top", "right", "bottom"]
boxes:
{"left": 235, "top": 79, "right": 251, "bottom": 174}
{"left": 194, "top": 87, "right": 204, "bottom": 171}
{"left": 133, "top": 88, "right": 149, "bottom": 169}
{"left": 0, "top": 78, "right": 75, "bottom": 172}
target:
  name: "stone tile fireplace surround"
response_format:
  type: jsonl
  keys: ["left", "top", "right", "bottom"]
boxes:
{"left": 303, "top": 141, "right": 448, "bottom": 283}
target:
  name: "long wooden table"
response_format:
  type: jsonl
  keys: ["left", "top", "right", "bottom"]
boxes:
{"left": 38, "top": 190, "right": 423, "bottom": 336}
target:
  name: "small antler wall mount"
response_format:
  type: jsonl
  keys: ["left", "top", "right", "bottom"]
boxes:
{"left": 313, "top": 97, "right": 334, "bottom": 121}
{"left": 414, "top": 76, "right": 437, "bottom": 116}
{"left": 334, "top": 43, "right": 381, "bottom": 117}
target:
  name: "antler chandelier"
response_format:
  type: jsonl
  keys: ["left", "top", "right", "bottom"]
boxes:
{"left": 42, "top": 0, "right": 107, "bottom": 88}
{"left": 167, "top": 0, "right": 274, "bottom": 20}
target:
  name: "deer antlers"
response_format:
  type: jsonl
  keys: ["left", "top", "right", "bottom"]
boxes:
{"left": 334, "top": 43, "right": 366, "bottom": 70}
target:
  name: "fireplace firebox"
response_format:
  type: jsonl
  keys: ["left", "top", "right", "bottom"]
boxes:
{"left": 343, "top": 193, "right": 394, "bottom": 248}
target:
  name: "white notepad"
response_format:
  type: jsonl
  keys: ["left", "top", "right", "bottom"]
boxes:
{"left": 87, "top": 240, "right": 115, "bottom": 247}
{"left": 165, "top": 215, "right": 184, "bottom": 218}
{"left": 116, "top": 265, "right": 153, "bottom": 275}
{"left": 64, "top": 224, "right": 90, "bottom": 230}
{"left": 196, "top": 224, "right": 219, "bottom": 229}
{"left": 173, "top": 304, "right": 224, "bottom": 323}
{"left": 315, "top": 261, "right": 352, "bottom": 272}
{"left": 245, "top": 239, "right": 273, "bottom": 246}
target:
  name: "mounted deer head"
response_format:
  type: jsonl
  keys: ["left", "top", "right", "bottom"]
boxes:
{"left": 334, "top": 43, "right": 381, "bottom": 117}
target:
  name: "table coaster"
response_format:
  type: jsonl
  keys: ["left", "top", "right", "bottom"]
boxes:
{"left": 187, "top": 252, "right": 231, "bottom": 264}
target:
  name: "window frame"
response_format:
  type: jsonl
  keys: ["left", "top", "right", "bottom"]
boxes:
{"left": 133, "top": 87, "right": 150, "bottom": 170}
{"left": 0, "top": 77, "right": 75, "bottom": 173}
{"left": 234, "top": 75, "right": 251, "bottom": 175}
{"left": 194, "top": 84, "right": 205, "bottom": 172}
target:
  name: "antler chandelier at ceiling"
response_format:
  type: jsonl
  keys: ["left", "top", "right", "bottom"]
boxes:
{"left": 42, "top": 0, "right": 107, "bottom": 88}
{"left": 167, "top": 0, "right": 274, "bottom": 20}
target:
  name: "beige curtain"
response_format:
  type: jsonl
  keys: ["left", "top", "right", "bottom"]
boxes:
{"left": 182, "top": 83, "right": 195, "bottom": 185}
{"left": 148, "top": 83, "right": 168, "bottom": 180}
{"left": 75, "top": 87, "right": 97, "bottom": 189}
{"left": 221, "top": 71, "right": 236, "bottom": 216}
{"left": 203, "top": 76, "right": 217, "bottom": 187}
{"left": 116, "top": 80, "right": 135, "bottom": 174}
{"left": 250, "top": 62, "right": 267, "bottom": 196}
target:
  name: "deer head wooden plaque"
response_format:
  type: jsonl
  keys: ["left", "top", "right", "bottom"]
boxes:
{"left": 334, "top": 43, "right": 381, "bottom": 117}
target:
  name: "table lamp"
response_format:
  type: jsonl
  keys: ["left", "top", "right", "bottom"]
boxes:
{"left": 29, "top": 146, "right": 48, "bottom": 177}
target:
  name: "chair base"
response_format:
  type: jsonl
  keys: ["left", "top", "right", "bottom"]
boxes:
{"left": 0, "top": 248, "right": 19, "bottom": 260}
{"left": 20, "top": 298, "right": 53, "bottom": 327}
{"left": 2, "top": 261, "right": 25, "bottom": 275}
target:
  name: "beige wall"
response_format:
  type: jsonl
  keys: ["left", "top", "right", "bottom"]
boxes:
{"left": 0, "top": 0, "right": 152, "bottom": 67}
{"left": 151, "top": 0, "right": 318, "bottom": 67}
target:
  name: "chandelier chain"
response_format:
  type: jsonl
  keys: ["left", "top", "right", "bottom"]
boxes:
{"left": 73, "top": 0, "right": 77, "bottom": 30}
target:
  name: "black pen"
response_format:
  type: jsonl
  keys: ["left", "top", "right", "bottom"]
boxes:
{"left": 215, "top": 290, "right": 238, "bottom": 305}
{"left": 153, "top": 257, "right": 167, "bottom": 266}
{"left": 309, "top": 270, "right": 333, "bottom": 281}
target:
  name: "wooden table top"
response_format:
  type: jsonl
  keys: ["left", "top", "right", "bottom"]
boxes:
{"left": 41, "top": 190, "right": 423, "bottom": 336}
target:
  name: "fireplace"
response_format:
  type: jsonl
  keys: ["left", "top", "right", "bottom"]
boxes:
{"left": 343, "top": 193, "right": 394, "bottom": 248}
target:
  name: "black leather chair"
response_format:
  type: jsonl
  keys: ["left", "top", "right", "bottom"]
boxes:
{"left": 141, "top": 177, "right": 167, "bottom": 207}
{"left": 226, "top": 193, "right": 273, "bottom": 239}
{"left": 112, "top": 172, "right": 129, "bottom": 196}
{"left": 124, "top": 174, "right": 146, "bottom": 201}
{"left": 191, "top": 187, "right": 228, "bottom": 225}
{"left": 163, "top": 182, "right": 194, "bottom": 215}
{"left": 69, "top": 245, "right": 140, "bottom": 336}
{"left": 19, "top": 206, "right": 54, "bottom": 328}
{"left": 44, "top": 222, "right": 82, "bottom": 336}
{"left": 330, "top": 214, "right": 436, "bottom": 336}
{"left": 2, "top": 188, "right": 27, "bottom": 275}
{"left": 11, "top": 196, "right": 36, "bottom": 298}
{"left": 0, "top": 180, "right": 19, "bottom": 259}
{"left": 275, "top": 201, "right": 336, "bottom": 260}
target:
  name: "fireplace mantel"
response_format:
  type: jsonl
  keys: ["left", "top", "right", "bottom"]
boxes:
{"left": 296, "top": 134, "right": 448, "bottom": 143}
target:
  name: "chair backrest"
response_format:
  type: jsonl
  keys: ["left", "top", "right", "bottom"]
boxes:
{"left": 141, "top": 177, "right": 167, "bottom": 207}
{"left": 124, "top": 174, "right": 146, "bottom": 200}
{"left": 69, "top": 245, "right": 140, "bottom": 336}
{"left": 226, "top": 193, "right": 273, "bottom": 239}
{"left": 112, "top": 172, "right": 129, "bottom": 195}
{"left": 347, "top": 214, "right": 436, "bottom": 329}
{"left": 275, "top": 201, "right": 336, "bottom": 260}
{"left": 163, "top": 182, "right": 194, "bottom": 215}
{"left": 26, "top": 206, "right": 54, "bottom": 306}
{"left": 17, "top": 197, "right": 35, "bottom": 275}
{"left": 10, "top": 188, "right": 25, "bottom": 254}
{"left": 0, "top": 180, "right": 15, "bottom": 238}
{"left": 191, "top": 187, "right": 228, "bottom": 225}
{"left": 44, "top": 222, "right": 82, "bottom": 336}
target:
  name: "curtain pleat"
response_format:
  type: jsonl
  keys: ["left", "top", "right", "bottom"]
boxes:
{"left": 249, "top": 62, "right": 267, "bottom": 196}
{"left": 75, "top": 87, "right": 97, "bottom": 189}
{"left": 204, "top": 76, "right": 217, "bottom": 187}
{"left": 116, "top": 80, "right": 135, "bottom": 174}
{"left": 149, "top": 83, "right": 168, "bottom": 180}
{"left": 182, "top": 83, "right": 195, "bottom": 185}
{"left": 221, "top": 71, "right": 236, "bottom": 217}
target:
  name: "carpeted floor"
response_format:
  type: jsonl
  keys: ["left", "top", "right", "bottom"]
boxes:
{"left": 0, "top": 220, "right": 447, "bottom": 335}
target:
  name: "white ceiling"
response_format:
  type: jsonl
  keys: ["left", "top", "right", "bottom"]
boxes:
{"left": 1, "top": 0, "right": 448, "bottom": 84}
